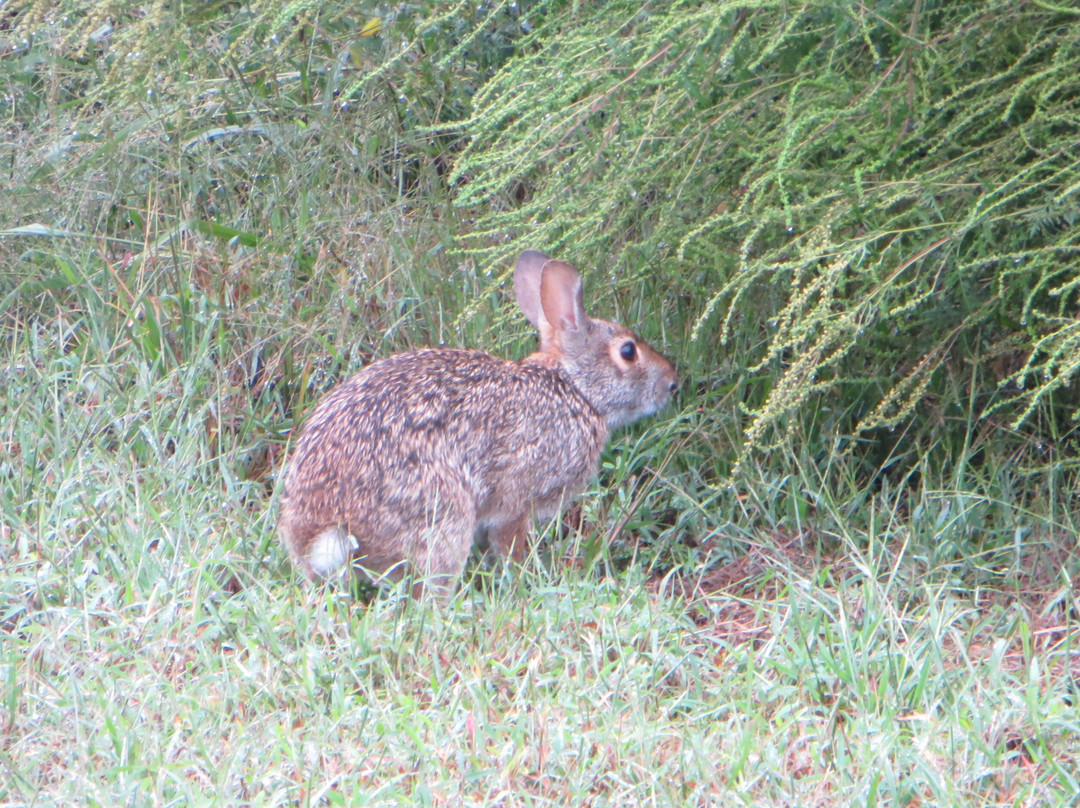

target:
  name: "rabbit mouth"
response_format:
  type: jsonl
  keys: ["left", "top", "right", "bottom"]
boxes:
{"left": 606, "top": 391, "right": 674, "bottom": 431}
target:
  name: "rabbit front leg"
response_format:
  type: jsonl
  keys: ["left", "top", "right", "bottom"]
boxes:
{"left": 486, "top": 512, "right": 533, "bottom": 565}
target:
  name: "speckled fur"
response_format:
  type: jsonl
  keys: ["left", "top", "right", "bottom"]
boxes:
{"left": 278, "top": 251, "right": 677, "bottom": 597}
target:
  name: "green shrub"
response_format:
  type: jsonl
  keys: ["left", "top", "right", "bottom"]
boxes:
{"left": 444, "top": 0, "right": 1080, "bottom": 475}
{"left": 6, "top": 0, "right": 1080, "bottom": 484}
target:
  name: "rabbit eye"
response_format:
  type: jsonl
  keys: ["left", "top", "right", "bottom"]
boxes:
{"left": 619, "top": 341, "right": 637, "bottom": 362}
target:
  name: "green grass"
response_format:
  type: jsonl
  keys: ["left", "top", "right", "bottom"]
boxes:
{"left": 3, "top": 1, "right": 1080, "bottom": 805}
{"left": 2, "top": 280, "right": 1077, "bottom": 803}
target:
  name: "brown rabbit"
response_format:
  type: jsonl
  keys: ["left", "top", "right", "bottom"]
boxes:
{"left": 278, "top": 250, "right": 677, "bottom": 597}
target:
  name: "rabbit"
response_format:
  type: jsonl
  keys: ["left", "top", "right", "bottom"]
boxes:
{"left": 278, "top": 250, "right": 677, "bottom": 598}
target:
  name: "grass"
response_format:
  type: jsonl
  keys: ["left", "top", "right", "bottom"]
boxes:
{"left": 3, "top": 2, "right": 1080, "bottom": 805}
{"left": 3, "top": 298, "right": 1077, "bottom": 803}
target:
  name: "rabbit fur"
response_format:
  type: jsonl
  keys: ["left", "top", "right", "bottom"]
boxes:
{"left": 278, "top": 250, "right": 677, "bottom": 597}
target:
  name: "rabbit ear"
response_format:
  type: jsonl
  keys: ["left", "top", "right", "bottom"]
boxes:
{"left": 539, "top": 260, "right": 586, "bottom": 342}
{"left": 514, "top": 250, "right": 551, "bottom": 331}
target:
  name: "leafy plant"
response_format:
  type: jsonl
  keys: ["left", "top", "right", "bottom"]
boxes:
{"left": 442, "top": 0, "right": 1080, "bottom": 474}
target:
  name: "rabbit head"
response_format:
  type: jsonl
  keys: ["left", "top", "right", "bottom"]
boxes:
{"left": 514, "top": 250, "right": 677, "bottom": 431}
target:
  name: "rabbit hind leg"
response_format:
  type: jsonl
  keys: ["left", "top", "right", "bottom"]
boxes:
{"left": 409, "top": 491, "right": 477, "bottom": 603}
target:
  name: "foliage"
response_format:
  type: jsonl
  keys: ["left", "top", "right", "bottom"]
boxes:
{"left": 8, "top": 0, "right": 1080, "bottom": 472}
{"left": 444, "top": 0, "right": 1080, "bottom": 469}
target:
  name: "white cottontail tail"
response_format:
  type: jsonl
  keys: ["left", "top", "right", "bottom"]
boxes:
{"left": 279, "top": 250, "right": 677, "bottom": 597}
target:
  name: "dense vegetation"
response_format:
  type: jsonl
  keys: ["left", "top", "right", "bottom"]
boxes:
{"left": 2, "top": 1, "right": 1078, "bottom": 804}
